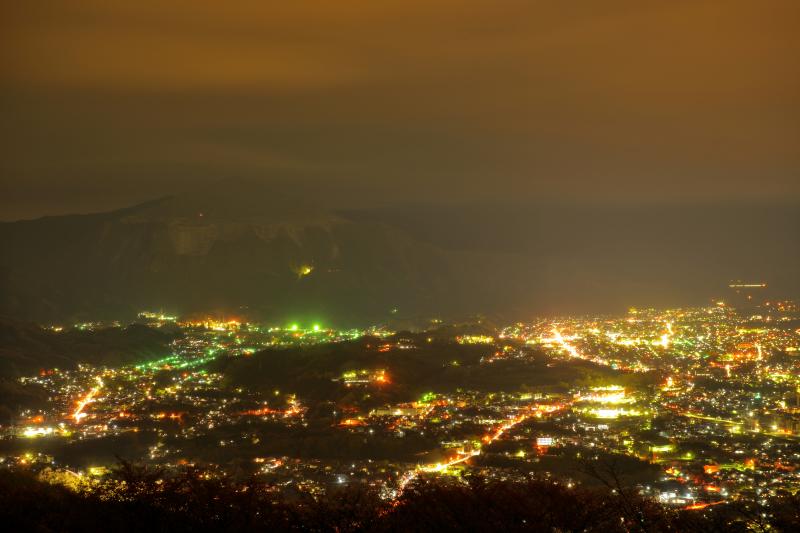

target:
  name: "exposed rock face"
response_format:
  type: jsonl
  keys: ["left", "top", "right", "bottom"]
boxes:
{"left": 167, "top": 222, "right": 220, "bottom": 256}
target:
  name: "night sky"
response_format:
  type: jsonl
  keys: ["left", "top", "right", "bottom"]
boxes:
{"left": 2, "top": 1, "right": 798, "bottom": 220}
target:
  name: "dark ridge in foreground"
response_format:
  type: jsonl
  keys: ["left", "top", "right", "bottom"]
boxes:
{"left": 1, "top": 467, "right": 798, "bottom": 532}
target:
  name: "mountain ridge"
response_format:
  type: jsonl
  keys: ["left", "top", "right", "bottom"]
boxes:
{"left": 0, "top": 189, "right": 510, "bottom": 325}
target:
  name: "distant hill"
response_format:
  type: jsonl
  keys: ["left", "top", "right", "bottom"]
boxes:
{"left": 0, "top": 317, "right": 176, "bottom": 379}
{"left": 211, "top": 332, "right": 626, "bottom": 413}
{"left": 0, "top": 186, "right": 515, "bottom": 325}
{"left": 0, "top": 317, "right": 176, "bottom": 423}
{"left": 5, "top": 184, "right": 795, "bottom": 324}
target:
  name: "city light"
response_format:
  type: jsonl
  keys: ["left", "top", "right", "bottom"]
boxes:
{"left": 6, "top": 299, "right": 799, "bottom": 522}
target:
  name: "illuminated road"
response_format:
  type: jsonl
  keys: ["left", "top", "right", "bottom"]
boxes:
{"left": 546, "top": 325, "right": 662, "bottom": 372}
{"left": 684, "top": 501, "right": 725, "bottom": 511}
{"left": 72, "top": 379, "right": 103, "bottom": 423}
{"left": 394, "top": 403, "right": 564, "bottom": 497}
{"left": 549, "top": 326, "right": 611, "bottom": 368}
{"left": 551, "top": 328, "right": 582, "bottom": 359}
{"left": 675, "top": 409, "right": 799, "bottom": 441}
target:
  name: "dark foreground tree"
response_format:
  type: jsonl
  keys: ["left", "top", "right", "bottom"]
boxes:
{"left": 1, "top": 465, "right": 797, "bottom": 532}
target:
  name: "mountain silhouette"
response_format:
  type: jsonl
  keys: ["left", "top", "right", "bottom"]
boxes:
{"left": 0, "top": 183, "right": 511, "bottom": 325}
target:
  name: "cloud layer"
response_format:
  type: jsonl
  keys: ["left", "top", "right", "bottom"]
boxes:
{"left": 2, "top": 1, "right": 798, "bottom": 219}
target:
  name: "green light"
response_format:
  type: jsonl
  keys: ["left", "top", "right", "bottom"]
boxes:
{"left": 289, "top": 324, "right": 298, "bottom": 331}
{"left": 312, "top": 324, "right": 321, "bottom": 332}
{"left": 419, "top": 392, "right": 436, "bottom": 404}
